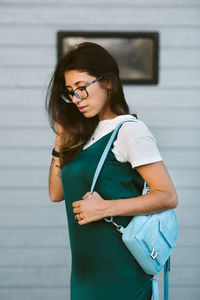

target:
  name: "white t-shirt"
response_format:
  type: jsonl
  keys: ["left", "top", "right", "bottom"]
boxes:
{"left": 83, "top": 114, "right": 163, "bottom": 169}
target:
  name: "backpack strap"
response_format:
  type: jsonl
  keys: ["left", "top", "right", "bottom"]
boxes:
{"left": 151, "top": 258, "right": 170, "bottom": 300}
{"left": 164, "top": 257, "right": 170, "bottom": 300}
{"left": 89, "top": 118, "right": 137, "bottom": 195}
{"left": 152, "top": 277, "right": 159, "bottom": 300}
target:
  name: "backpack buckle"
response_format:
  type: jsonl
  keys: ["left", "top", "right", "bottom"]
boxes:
{"left": 151, "top": 248, "right": 158, "bottom": 259}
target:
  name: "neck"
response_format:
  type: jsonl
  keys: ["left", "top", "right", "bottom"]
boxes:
{"left": 98, "top": 113, "right": 118, "bottom": 121}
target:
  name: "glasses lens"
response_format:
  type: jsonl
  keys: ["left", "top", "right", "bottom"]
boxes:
{"left": 74, "top": 87, "right": 88, "bottom": 99}
{"left": 61, "top": 90, "right": 73, "bottom": 103}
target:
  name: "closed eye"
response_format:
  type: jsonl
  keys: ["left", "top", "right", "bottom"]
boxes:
{"left": 65, "top": 89, "right": 73, "bottom": 94}
{"left": 77, "top": 86, "right": 86, "bottom": 91}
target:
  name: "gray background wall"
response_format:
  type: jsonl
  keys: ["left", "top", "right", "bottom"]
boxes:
{"left": 0, "top": 0, "right": 200, "bottom": 299}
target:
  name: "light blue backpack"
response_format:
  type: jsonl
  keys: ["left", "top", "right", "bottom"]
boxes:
{"left": 89, "top": 118, "right": 179, "bottom": 300}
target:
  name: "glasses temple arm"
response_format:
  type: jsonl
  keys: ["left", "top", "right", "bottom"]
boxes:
{"left": 84, "top": 75, "right": 104, "bottom": 88}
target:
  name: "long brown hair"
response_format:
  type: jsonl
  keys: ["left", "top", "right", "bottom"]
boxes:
{"left": 45, "top": 42, "right": 137, "bottom": 167}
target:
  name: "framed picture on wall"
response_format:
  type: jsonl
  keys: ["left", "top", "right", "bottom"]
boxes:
{"left": 57, "top": 31, "right": 159, "bottom": 85}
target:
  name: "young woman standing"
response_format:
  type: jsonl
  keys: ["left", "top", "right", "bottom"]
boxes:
{"left": 45, "top": 42, "right": 178, "bottom": 300}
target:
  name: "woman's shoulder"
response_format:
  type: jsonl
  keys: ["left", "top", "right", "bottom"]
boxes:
{"left": 111, "top": 115, "right": 162, "bottom": 167}
{"left": 115, "top": 115, "right": 154, "bottom": 140}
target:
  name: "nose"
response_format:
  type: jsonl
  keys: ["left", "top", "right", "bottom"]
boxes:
{"left": 71, "top": 95, "right": 82, "bottom": 104}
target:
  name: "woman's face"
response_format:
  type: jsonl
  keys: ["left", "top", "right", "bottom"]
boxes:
{"left": 64, "top": 70, "right": 117, "bottom": 120}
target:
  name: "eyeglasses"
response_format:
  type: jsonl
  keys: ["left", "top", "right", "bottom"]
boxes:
{"left": 60, "top": 75, "right": 104, "bottom": 104}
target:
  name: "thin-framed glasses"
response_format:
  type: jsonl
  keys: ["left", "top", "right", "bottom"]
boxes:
{"left": 60, "top": 75, "right": 104, "bottom": 104}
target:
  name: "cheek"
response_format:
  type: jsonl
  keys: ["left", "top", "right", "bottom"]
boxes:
{"left": 90, "top": 89, "right": 107, "bottom": 107}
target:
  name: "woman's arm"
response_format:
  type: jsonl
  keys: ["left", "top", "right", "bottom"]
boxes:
{"left": 48, "top": 121, "right": 66, "bottom": 202}
{"left": 106, "top": 161, "right": 178, "bottom": 217}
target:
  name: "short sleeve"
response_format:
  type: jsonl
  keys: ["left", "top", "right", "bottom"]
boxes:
{"left": 112, "top": 120, "right": 163, "bottom": 168}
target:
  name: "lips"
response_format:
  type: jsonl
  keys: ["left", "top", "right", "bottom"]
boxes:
{"left": 78, "top": 106, "right": 88, "bottom": 112}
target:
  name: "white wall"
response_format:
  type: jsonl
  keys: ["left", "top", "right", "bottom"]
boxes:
{"left": 0, "top": 0, "right": 199, "bottom": 299}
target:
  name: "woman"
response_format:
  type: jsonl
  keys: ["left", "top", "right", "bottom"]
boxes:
{"left": 45, "top": 42, "right": 178, "bottom": 300}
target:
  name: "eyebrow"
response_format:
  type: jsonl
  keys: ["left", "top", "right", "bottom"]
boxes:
{"left": 65, "top": 80, "right": 87, "bottom": 88}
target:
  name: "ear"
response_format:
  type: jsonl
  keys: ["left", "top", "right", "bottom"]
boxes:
{"left": 105, "top": 79, "right": 112, "bottom": 90}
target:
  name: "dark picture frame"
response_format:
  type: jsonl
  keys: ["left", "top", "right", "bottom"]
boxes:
{"left": 57, "top": 31, "right": 159, "bottom": 85}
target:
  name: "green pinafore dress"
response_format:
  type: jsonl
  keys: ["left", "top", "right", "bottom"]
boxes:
{"left": 61, "top": 127, "right": 152, "bottom": 300}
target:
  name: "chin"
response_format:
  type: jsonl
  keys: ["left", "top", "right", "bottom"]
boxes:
{"left": 82, "top": 111, "right": 97, "bottom": 118}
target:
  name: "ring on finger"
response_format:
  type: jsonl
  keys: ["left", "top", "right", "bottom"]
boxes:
{"left": 77, "top": 213, "right": 82, "bottom": 221}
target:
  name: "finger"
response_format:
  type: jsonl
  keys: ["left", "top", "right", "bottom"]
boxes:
{"left": 76, "top": 214, "right": 85, "bottom": 222}
{"left": 73, "top": 207, "right": 81, "bottom": 213}
{"left": 72, "top": 201, "right": 81, "bottom": 207}
{"left": 82, "top": 192, "right": 90, "bottom": 199}
{"left": 78, "top": 218, "right": 87, "bottom": 225}
{"left": 93, "top": 191, "right": 99, "bottom": 196}
{"left": 75, "top": 214, "right": 80, "bottom": 220}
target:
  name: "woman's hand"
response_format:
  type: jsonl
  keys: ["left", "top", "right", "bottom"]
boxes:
{"left": 72, "top": 191, "right": 109, "bottom": 225}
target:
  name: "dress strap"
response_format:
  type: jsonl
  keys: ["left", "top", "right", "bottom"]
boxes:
{"left": 89, "top": 117, "right": 137, "bottom": 196}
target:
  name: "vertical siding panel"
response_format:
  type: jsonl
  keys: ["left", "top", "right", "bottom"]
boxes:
{"left": 0, "top": 1, "right": 199, "bottom": 299}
